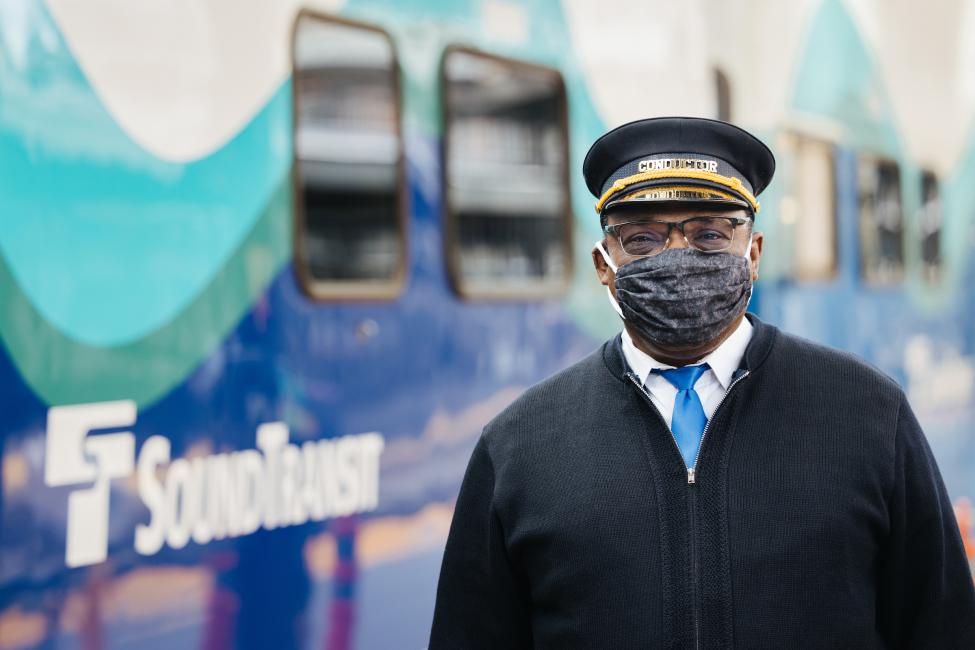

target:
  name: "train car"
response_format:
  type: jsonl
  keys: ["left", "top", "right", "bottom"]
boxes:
{"left": 1, "top": 0, "right": 974, "bottom": 648}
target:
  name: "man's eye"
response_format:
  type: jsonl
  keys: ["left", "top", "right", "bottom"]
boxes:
{"left": 694, "top": 231, "right": 728, "bottom": 240}
{"left": 626, "top": 233, "right": 663, "bottom": 244}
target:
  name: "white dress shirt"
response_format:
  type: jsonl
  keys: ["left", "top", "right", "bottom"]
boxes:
{"left": 621, "top": 317, "right": 753, "bottom": 429}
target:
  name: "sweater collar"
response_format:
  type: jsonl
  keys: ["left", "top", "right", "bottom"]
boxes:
{"left": 621, "top": 317, "right": 753, "bottom": 390}
{"left": 602, "top": 312, "right": 777, "bottom": 382}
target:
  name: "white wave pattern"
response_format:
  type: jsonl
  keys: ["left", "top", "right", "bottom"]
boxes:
{"left": 44, "top": 0, "right": 346, "bottom": 162}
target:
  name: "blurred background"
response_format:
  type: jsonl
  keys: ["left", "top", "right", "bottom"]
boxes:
{"left": 2, "top": 0, "right": 975, "bottom": 648}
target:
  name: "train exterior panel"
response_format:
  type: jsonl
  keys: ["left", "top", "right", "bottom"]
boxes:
{"left": 2, "top": 0, "right": 974, "bottom": 648}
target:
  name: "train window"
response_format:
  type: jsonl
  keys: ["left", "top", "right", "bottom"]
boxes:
{"left": 442, "top": 47, "right": 571, "bottom": 298}
{"left": 714, "top": 68, "right": 732, "bottom": 122}
{"left": 919, "top": 170, "right": 942, "bottom": 283}
{"left": 776, "top": 132, "right": 837, "bottom": 280}
{"left": 858, "top": 156, "right": 904, "bottom": 283}
{"left": 292, "top": 13, "right": 404, "bottom": 299}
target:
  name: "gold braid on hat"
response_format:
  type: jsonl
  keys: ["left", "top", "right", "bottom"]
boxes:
{"left": 595, "top": 169, "right": 761, "bottom": 214}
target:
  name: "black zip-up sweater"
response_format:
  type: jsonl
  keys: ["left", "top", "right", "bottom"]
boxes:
{"left": 429, "top": 315, "right": 975, "bottom": 649}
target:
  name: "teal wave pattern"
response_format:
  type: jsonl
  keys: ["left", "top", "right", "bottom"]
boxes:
{"left": 0, "top": 0, "right": 291, "bottom": 347}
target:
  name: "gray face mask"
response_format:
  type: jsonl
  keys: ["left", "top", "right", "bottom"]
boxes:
{"left": 603, "top": 246, "right": 752, "bottom": 348}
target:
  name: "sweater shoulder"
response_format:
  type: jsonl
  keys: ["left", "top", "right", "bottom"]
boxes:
{"left": 480, "top": 340, "right": 617, "bottom": 458}
{"left": 770, "top": 329, "right": 904, "bottom": 398}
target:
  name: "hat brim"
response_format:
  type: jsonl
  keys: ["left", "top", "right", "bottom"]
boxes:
{"left": 602, "top": 180, "right": 751, "bottom": 215}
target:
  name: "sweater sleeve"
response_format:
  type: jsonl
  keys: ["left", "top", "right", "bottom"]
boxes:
{"left": 428, "top": 435, "right": 533, "bottom": 649}
{"left": 877, "top": 394, "right": 975, "bottom": 648}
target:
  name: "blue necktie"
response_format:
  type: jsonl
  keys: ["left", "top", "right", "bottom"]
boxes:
{"left": 653, "top": 364, "right": 709, "bottom": 468}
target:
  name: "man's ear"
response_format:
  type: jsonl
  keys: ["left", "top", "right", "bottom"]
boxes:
{"left": 748, "top": 231, "right": 763, "bottom": 281}
{"left": 592, "top": 242, "right": 614, "bottom": 288}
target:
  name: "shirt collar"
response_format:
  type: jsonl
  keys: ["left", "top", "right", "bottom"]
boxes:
{"left": 621, "top": 316, "right": 754, "bottom": 390}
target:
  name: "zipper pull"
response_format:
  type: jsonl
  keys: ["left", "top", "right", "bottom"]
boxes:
{"left": 687, "top": 467, "right": 696, "bottom": 484}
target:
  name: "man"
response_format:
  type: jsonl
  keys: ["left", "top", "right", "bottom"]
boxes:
{"left": 428, "top": 117, "right": 975, "bottom": 648}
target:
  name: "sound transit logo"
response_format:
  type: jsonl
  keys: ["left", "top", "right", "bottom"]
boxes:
{"left": 44, "top": 401, "right": 385, "bottom": 568}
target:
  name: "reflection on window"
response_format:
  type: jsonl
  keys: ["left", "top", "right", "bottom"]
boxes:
{"left": 776, "top": 133, "right": 836, "bottom": 281}
{"left": 919, "top": 171, "right": 942, "bottom": 283}
{"left": 443, "top": 48, "right": 571, "bottom": 297}
{"left": 714, "top": 68, "right": 732, "bottom": 122}
{"left": 293, "top": 14, "right": 403, "bottom": 297}
{"left": 858, "top": 156, "right": 904, "bottom": 283}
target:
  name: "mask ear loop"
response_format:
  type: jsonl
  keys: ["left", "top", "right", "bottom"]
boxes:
{"left": 593, "top": 240, "right": 625, "bottom": 319}
{"left": 594, "top": 239, "right": 618, "bottom": 272}
{"left": 743, "top": 232, "right": 754, "bottom": 308}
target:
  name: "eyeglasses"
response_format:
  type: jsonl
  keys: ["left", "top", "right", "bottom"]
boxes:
{"left": 602, "top": 216, "right": 750, "bottom": 257}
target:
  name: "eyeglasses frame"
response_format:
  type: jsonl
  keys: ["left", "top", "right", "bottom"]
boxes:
{"left": 602, "top": 215, "right": 752, "bottom": 258}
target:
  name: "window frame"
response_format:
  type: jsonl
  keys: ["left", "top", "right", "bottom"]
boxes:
{"left": 777, "top": 131, "right": 839, "bottom": 283}
{"left": 918, "top": 168, "right": 943, "bottom": 283}
{"left": 713, "top": 67, "right": 732, "bottom": 123}
{"left": 290, "top": 9, "right": 408, "bottom": 302}
{"left": 440, "top": 44, "right": 574, "bottom": 301}
{"left": 856, "top": 153, "right": 905, "bottom": 285}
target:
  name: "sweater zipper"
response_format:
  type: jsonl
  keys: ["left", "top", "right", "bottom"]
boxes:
{"left": 626, "top": 369, "right": 750, "bottom": 650}
{"left": 689, "top": 480, "right": 700, "bottom": 650}
{"left": 689, "top": 369, "right": 750, "bottom": 482}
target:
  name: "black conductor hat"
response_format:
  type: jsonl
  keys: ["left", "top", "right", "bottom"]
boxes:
{"left": 583, "top": 117, "right": 775, "bottom": 224}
